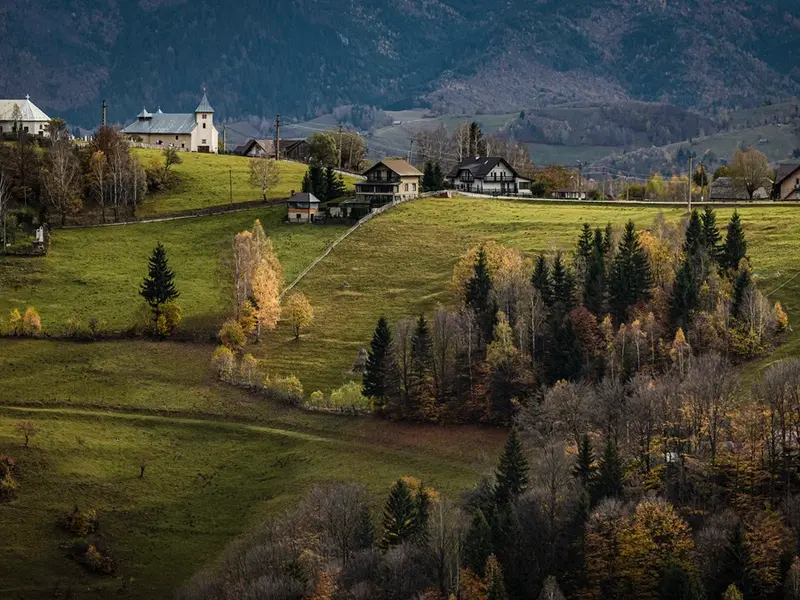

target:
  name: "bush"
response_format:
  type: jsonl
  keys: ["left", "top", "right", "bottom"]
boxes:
{"left": 60, "top": 506, "right": 99, "bottom": 537}
{"left": 238, "top": 354, "right": 261, "bottom": 388}
{"left": 8, "top": 309, "right": 22, "bottom": 335}
{"left": 68, "top": 540, "right": 116, "bottom": 576}
{"left": 156, "top": 302, "right": 183, "bottom": 337}
{"left": 218, "top": 318, "right": 246, "bottom": 351}
{"left": 328, "top": 381, "right": 372, "bottom": 411}
{"left": 211, "top": 346, "right": 236, "bottom": 381}
{"left": 309, "top": 390, "right": 325, "bottom": 406}
{"left": 22, "top": 307, "right": 41, "bottom": 336}
{"left": 263, "top": 374, "right": 304, "bottom": 406}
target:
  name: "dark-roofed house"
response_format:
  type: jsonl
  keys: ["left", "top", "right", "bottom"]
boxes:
{"left": 122, "top": 92, "right": 218, "bottom": 153}
{"left": 287, "top": 192, "right": 321, "bottom": 223}
{"left": 236, "top": 138, "right": 311, "bottom": 162}
{"left": 775, "top": 162, "right": 800, "bottom": 200}
{"left": 354, "top": 159, "right": 422, "bottom": 207}
{"left": 710, "top": 177, "right": 769, "bottom": 201}
{"left": 446, "top": 156, "right": 531, "bottom": 195}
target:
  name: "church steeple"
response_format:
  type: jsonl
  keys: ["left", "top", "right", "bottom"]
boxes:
{"left": 194, "top": 90, "right": 214, "bottom": 114}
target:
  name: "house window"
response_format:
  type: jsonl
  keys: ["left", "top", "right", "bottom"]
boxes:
{"left": 181, "top": 143, "right": 185, "bottom": 148}
{"left": 39, "top": 124, "right": 43, "bottom": 130}
{"left": 23, "top": 126, "right": 29, "bottom": 132}
{"left": 404, "top": 183, "right": 409, "bottom": 192}
{"left": 175, "top": 135, "right": 179, "bottom": 140}
{"left": 202, "top": 123, "right": 206, "bottom": 129}
{"left": 202, "top": 114, "right": 207, "bottom": 120}
{"left": 201, "top": 139, "right": 207, "bottom": 144}
{"left": 412, "top": 183, "right": 417, "bottom": 191}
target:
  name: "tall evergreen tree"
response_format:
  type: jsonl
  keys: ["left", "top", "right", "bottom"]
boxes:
{"left": 464, "top": 509, "right": 494, "bottom": 575}
{"left": 409, "top": 315, "right": 434, "bottom": 416}
{"left": 577, "top": 223, "right": 593, "bottom": 262}
{"left": 139, "top": 242, "right": 179, "bottom": 323}
{"left": 584, "top": 228, "right": 608, "bottom": 317}
{"left": 422, "top": 161, "right": 435, "bottom": 191}
{"left": 594, "top": 438, "right": 624, "bottom": 500}
{"left": 573, "top": 433, "right": 597, "bottom": 489}
{"left": 466, "top": 247, "right": 498, "bottom": 343}
{"left": 670, "top": 258, "right": 699, "bottom": 330}
{"left": 609, "top": 220, "right": 652, "bottom": 323}
{"left": 721, "top": 210, "right": 747, "bottom": 272}
{"left": 602, "top": 223, "right": 614, "bottom": 255}
{"left": 544, "top": 313, "right": 583, "bottom": 383}
{"left": 354, "top": 504, "right": 375, "bottom": 550}
{"left": 301, "top": 170, "right": 311, "bottom": 193}
{"left": 659, "top": 562, "right": 706, "bottom": 600}
{"left": 701, "top": 205, "right": 722, "bottom": 261}
{"left": 304, "top": 163, "right": 327, "bottom": 198}
{"left": 731, "top": 267, "right": 752, "bottom": 320}
{"left": 532, "top": 254, "right": 553, "bottom": 306}
{"left": 363, "top": 316, "right": 394, "bottom": 405}
{"left": 432, "top": 162, "right": 445, "bottom": 189}
{"left": 412, "top": 483, "right": 431, "bottom": 546}
{"left": 684, "top": 209, "right": 703, "bottom": 258}
{"left": 494, "top": 428, "right": 529, "bottom": 505}
{"left": 324, "top": 166, "right": 346, "bottom": 200}
{"left": 551, "top": 252, "right": 575, "bottom": 311}
{"left": 381, "top": 479, "right": 418, "bottom": 548}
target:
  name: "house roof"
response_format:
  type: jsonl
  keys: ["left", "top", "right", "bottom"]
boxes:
{"left": 239, "top": 138, "right": 307, "bottom": 156}
{"left": 709, "top": 176, "right": 769, "bottom": 200}
{"left": 195, "top": 92, "right": 214, "bottom": 114}
{"left": 775, "top": 162, "right": 800, "bottom": 186}
{"left": 122, "top": 112, "right": 197, "bottom": 135}
{"left": 364, "top": 159, "right": 422, "bottom": 178}
{"left": 0, "top": 97, "right": 51, "bottom": 122}
{"left": 288, "top": 192, "right": 320, "bottom": 205}
{"left": 446, "top": 156, "right": 528, "bottom": 180}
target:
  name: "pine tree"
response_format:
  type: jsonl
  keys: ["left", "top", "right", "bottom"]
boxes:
{"left": 422, "top": 161, "right": 435, "bottom": 191}
{"left": 731, "top": 267, "right": 752, "bottom": 320}
{"left": 544, "top": 313, "right": 583, "bottom": 383}
{"left": 670, "top": 258, "right": 698, "bottom": 330}
{"left": 602, "top": 223, "right": 614, "bottom": 255}
{"left": 301, "top": 171, "right": 311, "bottom": 193}
{"left": 609, "top": 220, "right": 652, "bottom": 323}
{"left": 466, "top": 247, "right": 498, "bottom": 343}
{"left": 659, "top": 562, "right": 706, "bottom": 600}
{"left": 584, "top": 229, "right": 608, "bottom": 318}
{"left": 485, "top": 555, "right": 509, "bottom": 600}
{"left": 432, "top": 162, "right": 445, "bottom": 189}
{"left": 354, "top": 505, "right": 375, "bottom": 550}
{"left": 363, "top": 316, "right": 393, "bottom": 405}
{"left": 494, "top": 428, "right": 529, "bottom": 505}
{"left": 381, "top": 479, "right": 418, "bottom": 548}
{"left": 684, "top": 209, "right": 703, "bottom": 258}
{"left": 464, "top": 509, "right": 494, "bottom": 575}
{"left": 324, "top": 166, "right": 346, "bottom": 200}
{"left": 305, "top": 163, "right": 326, "bottom": 198}
{"left": 573, "top": 433, "right": 597, "bottom": 489}
{"left": 722, "top": 585, "right": 744, "bottom": 600}
{"left": 409, "top": 315, "right": 434, "bottom": 417}
{"left": 594, "top": 438, "right": 624, "bottom": 500}
{"left": 532, "top": 254, "right": 553, "bottom": 306}
{"left": 701, "top": 205, "right": 722, "bottom": 261}
{"left": 577, "top": 223, "right": 593, "bottom": 262}
{"left": 413, "top": 484, "right": 431, "bottom": 546}
{"left": 139, "top": 242, "right": 179, "bottom": 323}
{"left": 551, "top": 252, "right": 575, "bottom": 311}
{"left": 721, "top": 210, "right": 747, "bottom": 272}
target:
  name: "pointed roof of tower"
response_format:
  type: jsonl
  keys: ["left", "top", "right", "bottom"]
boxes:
{"left": 195, "top": 91, "right": 214, "bottom": 114}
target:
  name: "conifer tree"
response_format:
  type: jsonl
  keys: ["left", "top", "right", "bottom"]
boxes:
{"left": 577, "top": 223, "right": 593, "bottom": 262}
{"left": 381, "top": 479, "right": 418, "bottom": 548}
{"left": 602, "top": 223, "right": 614, "bottom": 254}
{"left": 573, "top": 433, "right": 597, "bottom": 488}
{"left": 466, "top": 247, "right": 498, "bottom": 343}
{"left": 594, "top": 438, "right": 624, "bottom": 500}
{"left": 464, "top": 509, "right": 494, "bottom": 575}
{"left": 701, "top": 205, "right": 722, "bottom": 261}
{"left": 684, "top": 209, "right": 703, "bottom": 258}
{"left": 721, "top": 210, "right": 747, "bottom": 272}
{"left": 485, "top": 555, "right": 509, "bottom": 600}
{"left": 140, "top": 242, "right": 179, "bottom": 324}
{"left": 722, "top": 585, "right": 744, "bottom": 600}
{"left": 494, "top": 428, "right": 529, "bottom": 505}
{"left": 422, "top": 161, "right": 435, "bottom": 191}
{"left": 354, "top": 504, "right": 375, "bottom": 550}
{"left": 409, "top": 315, "right": 434, "bottom": 417}
{"left": 301, "top": 171, "right": 311, "bottom": 193}
{"left": 532, "top": 254, "right": 553, "bottom": 306}
{"left": 670, "top": 258, "right": 698, "bottom": 330}
{"left": 304, "top": 163, "right": 326, "bottom": 198}
{"left": 584, "top": 229, "right": 608, "bottom": 317}
{"left": 363, "top": 316, "right": 394, "bottom": 404}
{"left": 609, "top": 220, "right": 652, "bottom": 323}
{"left": 551, "top": 252, "right": 575, "bottom": 311}
{"left": 544, "top": 314, "right": 583, "bottom": 383}
{"left": 324, "top": 166, "right": 346, "bottom": 200}
{"left": 659, "top": 562, "right": 706, "bottom": 600}
{"left": 731, "top": 267, "right": 752, "bottom": 320}
{"left": 432, "top": 162, "right": 445, "bottom": 189}
{"left": 413, "top": 484, "right": 431, "bottom": 546}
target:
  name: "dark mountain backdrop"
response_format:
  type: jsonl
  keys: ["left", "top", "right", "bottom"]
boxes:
{"left": 1, "top": 0, "right": 799, "bottom": 128}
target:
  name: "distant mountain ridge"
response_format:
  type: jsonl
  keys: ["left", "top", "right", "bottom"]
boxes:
{"left": 1, "top": 0, "right": 799, "bottom": 127}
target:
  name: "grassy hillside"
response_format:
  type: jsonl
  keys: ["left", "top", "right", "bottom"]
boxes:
{"left": 132, "top": 150, "right": 358, "bottom": 217}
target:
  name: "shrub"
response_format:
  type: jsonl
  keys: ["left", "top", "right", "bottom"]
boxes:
{"left": 60, "top": 506, "right": 99, "bottom": 537}
{"left": 9, "top": 309, "right": 22, "bottom": 335}
{"left": 263, "top": 374, "right": 304, "bottom": 406}
{"left": 309, "top": 390, "right": 325, "bottom": 406}
{"left": 66, "top": 315, "right": 87, "bottom": 339}
{"left": 211, "top": 346, "right": 236, "bottom": 381}
{"left": 22, "top": 307, "right": 41, "bottom": 336}
{"left": 775, "top": 301, "right": 789, "bottom": 333}
{"left": 328, "top": 381, "right": 372, "bottom": 411}
{"left": 69, "top": 541, "right": 116, "bottom": 576}
{"left": 238, "top": 353, "right": 261, "bottom": 388}
{"left": 218, "top": 318, "right": 246, "bottom": 351}
{"left": 156, "top": 302, "right": 183, "bottom": 337}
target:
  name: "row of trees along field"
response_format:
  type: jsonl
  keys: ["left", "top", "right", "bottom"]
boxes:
{"left": 361, "top": 208, "right": 786, "bottom": 425}
{"left": 179, "top": 342, "right": 800, "bottom": 600}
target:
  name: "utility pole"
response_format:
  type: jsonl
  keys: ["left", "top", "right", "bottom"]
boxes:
{"left": 338, "top": 124, "right": 343, "bottom": 169}
{"left": 229, "top": 169, "right": 233, "bottom": 205}
{"left": 275, "top": 114, "right": 281, "bottom": 161}
{"left": 101, "top": 100, "right": 107, "bottom": 128}
{"left": 688, "top": 154, "right": 693, "bottom": 212}
{"left": 577, "top": 161, "right": 583, "bottom": 198}
{"left": 408, "top": 139, "right": 415, "bottom": 164}
{"left": 222, "top": 123, "right": 227, "bottom": 155}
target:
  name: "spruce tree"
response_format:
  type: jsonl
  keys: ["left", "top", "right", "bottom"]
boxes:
{"left": 363, "top": 316, "right": 393, "bottom": 404}
{"left": 670, "top": 258, "right": 698, "bottom": 330}
{"left": 409, "top": 315, "right": 434, "bottom": 417}
{"left": 381, "top": 479, "right": 418, "bottom": 548}
{"left": 684, "top": 209, "right": 703, "bottom": 258}
{"left": 608, "top": 220, "right": 652, "bottom": 323}
{"left": 602, "top": 223, "right": 614, "bottom": 255}
{"left": 584, "top": 229, "right": 608, "bottom": 317}
{"left": 494, "top": 428, "right": 529, "bottom": 505}
{"left": 140, "top": 242, "right": 179, "bottom": 323}
{"left": 532, "top": 254, "right": 553, "bottom": 306}
{"left": 466, "top": 247, "right": 498, "bottom": 343}
{"left": 551, "top": 252, "right": 575, "bottom": 310}
{"left": 573, "top": 433, "right": 597, "bottom": 489}
{"left": 577, "top": 223, "right": 593, "bottom": 262}
{"left": 354, "top": 504, "right": 375, "bottom": 550}
{"left": 464, "top": 509, "right": 493, "bottom": 575}
{"left": 412, "top": 484, "right": 431, "bottom": 546}
{"left": 659, "top": 562, "right": 706, "bottom": 600}
{"left": 594, "top": 438, "right": 624, "bottom": 500}
{"left": 305, "top": 163, "right": 326, "bottom": 198}
{"left": 301, "top": 171, "right": 311, "bottom": 193}
{"left": 731, "top": 267, "right": 752, "bottom": 320}
{"left": 701, "top": 205, "right": 722, "bottom": 261}
{"left": 544, "top": 313, "right": 583, "bottom": 383}
{"left": 721, "top": 210, "right": 747, "bottom": 272}
{"left": 324, "top": 166, "right": 346, "bottom": 200}
{"left": 422, "top": 161, "right": 435, "bottom": 191}
{"left": 432, "top": 162, "right": 445, "bottom": 189}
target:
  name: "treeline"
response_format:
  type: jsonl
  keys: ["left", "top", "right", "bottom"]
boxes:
{"left": 360, "top": 209, "right": 786, "bottom": 425}
{"left": 301, "top": 163, "right": 348, "bottom": 201}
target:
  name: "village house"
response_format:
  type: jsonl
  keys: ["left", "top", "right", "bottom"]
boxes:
{"left": 354, "top": 159, "right": 422, "bottom": 207}
{"left": 775, "top": 162, "right": 800, "bottom": 200}
{"left": 235, "top": 138, "right": 311, "bottom": 162}
{"left": 286, "top": 192, "right": 321, "bottom": 223}
{"left": 0, "top": 95, "right": 51, "bottom": 137}
{"left": 446, "top": 156, "right": 531, "bottom": 195}
{"left": 552, "top": 189, "right": 587, "bottom": 200}
{"left": 709, "top": 177, "right": 769, "bottom": 201}
{"left": 122, "top": 92, "right": 218, "bottom": 153}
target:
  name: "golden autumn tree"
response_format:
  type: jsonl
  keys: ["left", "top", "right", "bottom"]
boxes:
{"left": 669, "top": 328, "right": 691, "bottom": 376}
{"left": 283, "top": 292, "right": 314, "bottom": 340}
{"left": 743, "top": 510, "right": 792, "bottom": 596}
{"left": 451, "top": 240, "right": 524, "bottom": 299}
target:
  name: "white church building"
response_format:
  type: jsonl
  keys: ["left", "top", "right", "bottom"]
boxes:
{"left": 0, "top": 95, "right": 52, "bottom": 137}
{"left": 122, "top": 91, "right": 219, "bottom": 153}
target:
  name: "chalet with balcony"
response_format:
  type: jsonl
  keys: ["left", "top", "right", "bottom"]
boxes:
{"left": 775, "top": 162, "right": 800, "bottom": 200}
{"left": 446, "top": 157, "right": 531, "bottom": 195}
{"left": 355, "top": 159, "right": 422, "bottom": 207}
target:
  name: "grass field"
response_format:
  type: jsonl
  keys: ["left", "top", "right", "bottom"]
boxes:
{"left": 0, "top": 206, "right": 348, "bottom": 334}
{"left": 132, "top": 150, "right": 358, "bottom": 217}
{"left": 2, "top": 196, "right": 799, "bottom": 598}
